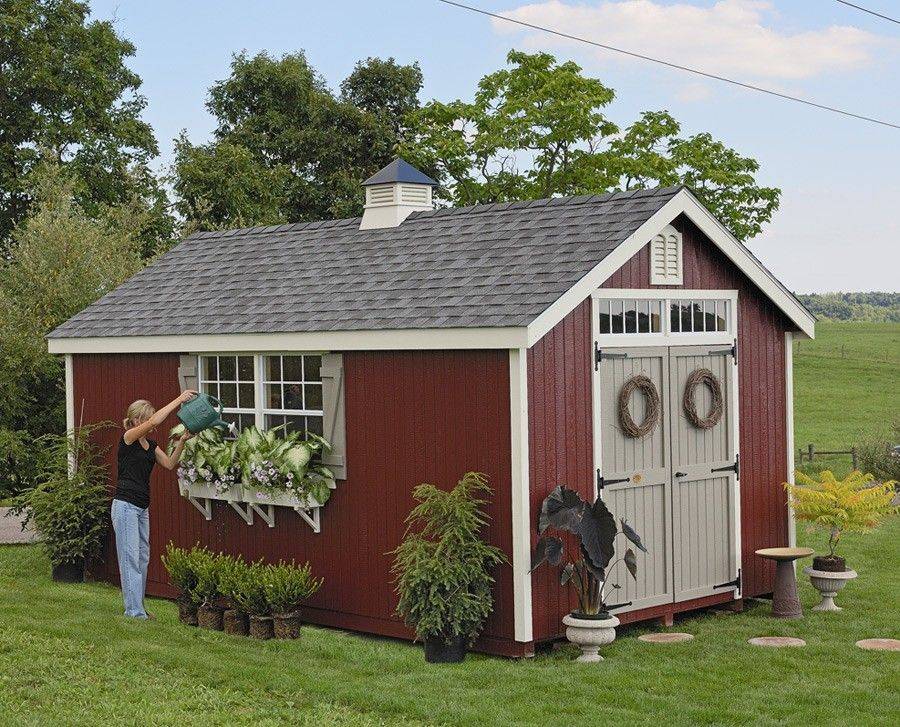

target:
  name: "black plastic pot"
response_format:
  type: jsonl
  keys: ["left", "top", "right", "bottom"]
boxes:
{"left": 424, "top": 635, "right": 467, "bottom": 664}
{"left": 813, "top": 555, "right": 847, "bottom": 572}
{"left": 51, "top": 559, "right": 85, "bottom": 583}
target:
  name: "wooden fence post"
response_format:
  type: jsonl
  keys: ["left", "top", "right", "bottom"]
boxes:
{"left": 808, "top": 443, "right": 815, "bottom": 464}
{"left": 851, "top": 447, "right": 858, "bottom": 471}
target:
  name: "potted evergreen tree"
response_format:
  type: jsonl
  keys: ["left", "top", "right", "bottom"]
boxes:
{"left": 218, "top": 553, "right": 250, "bottom": 636}
{"left": 12, "top": 424, "right": 110, "bottom": 582}
{"left": 786, "top": 470, "right": 896, "bottom": 611}
{"left": 193, "top": 550, "right": 227, "bottom": 630}
{"left": 263, "top": 560, "right": 323, "bottom": 639}
{"left": 230, "top": 561, "right": 274, "bottom": 639}
{"left": 530, "top": 486, "right": 647, "bottom": 662}
{"left": 392, "top": 472, "right": 506, "bottom": 663}
{"left": 161, "top": 543, "right": 202, "bottom": 625}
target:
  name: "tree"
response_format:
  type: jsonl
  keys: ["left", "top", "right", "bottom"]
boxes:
{"left": 0, "top": 160, "right": 145, "bottom": 496}
{"left": 0, "top": 0, "right": 169, "bottom": 254}
{"left": 173, "top": 52, "right": 424, "bottom": 230}
{"left": 402, "top": 51, "right": 780, "bottom": 240}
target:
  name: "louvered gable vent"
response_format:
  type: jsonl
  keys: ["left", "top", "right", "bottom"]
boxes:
{"left": 650, "top": 224, "right": 683, "bottom": 285}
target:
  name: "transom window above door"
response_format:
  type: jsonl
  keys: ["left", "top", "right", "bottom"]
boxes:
{"left": 593, "top": 289, "right": 736, "bottom": 346}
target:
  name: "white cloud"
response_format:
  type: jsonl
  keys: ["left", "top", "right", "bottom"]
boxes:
{"left": 491, "top": 0, "right": 885, "bottom": 81}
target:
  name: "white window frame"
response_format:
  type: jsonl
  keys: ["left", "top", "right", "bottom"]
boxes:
{"left": 197, "top": 352, "right": 325, "bottom": 435}
{"left": 592, "top": 289, "right": 737, "bottom": 347}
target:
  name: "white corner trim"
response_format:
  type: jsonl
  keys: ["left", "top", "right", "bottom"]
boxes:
{"left": 47, "top": 327, "right": 529, "bottom": 355}
{"left": 785, "top": 331, "right": 797, "bottom": 549}
{"left": 65, "top": 354, "right": 75, "bottom": 475}
{"left": 526, "top": 188, "right": 816, "bottom": 347}
{"left": 509, "top": 348, "right": 533, "bottom": 643}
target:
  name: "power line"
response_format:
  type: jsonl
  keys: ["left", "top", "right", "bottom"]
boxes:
{"left": 436, "top": 0, "right": 900, "bottom": 130}
{"left": 835, "top": 0, "right": 899, "bottom": 25}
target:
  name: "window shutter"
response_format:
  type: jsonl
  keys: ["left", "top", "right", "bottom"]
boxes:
{"left": 650, "top": 225, "right": 683, "bottom": 285}
{"left": 178, "top": 355, "right": 198, "bottom": 392}
{"left": 320, "top": 353, "right": 347, "bottom": 480}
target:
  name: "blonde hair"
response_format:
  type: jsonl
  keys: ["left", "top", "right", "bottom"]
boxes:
{"left": 123, "top": 400, "right": 156, "bottom": 429}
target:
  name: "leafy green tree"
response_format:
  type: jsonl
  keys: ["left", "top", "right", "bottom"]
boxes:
{"left": 173, "top": 52, "right": 424, "bottom": 229}
{"left": 402, "top": 51, "right": 780, "bottom": 240}
{"left": 0, "top": 0, "right": 171, "bottom": 254}
{"left": 0, "top": 160, "right": 145, "bottom": 495}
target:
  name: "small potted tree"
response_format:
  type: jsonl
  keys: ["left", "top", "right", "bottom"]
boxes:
{"left": 786, "top": 470, "right": 896, "bottom": 611}
{"left": 230, "top": 561, "right": 274, "bottom": 639}
{"left": 161, "top": 543, "right": 202, "bottom": 625}
{"left": 218, "top": 554, "right": 250, "bottom": 636}
{"left": 263, "top": 560, "right": 323, "bottom": 639}
{"left": 193, "top": 550, "right": 227, "bottom": 630}
{"left": 530, "top": 486, "right": 647, "bottom": 662}
{"left": 392, "top": 472, "right": 506, "bottom": 663}
{"left": 12, "top": 423, "right": 110, "bottom": 582}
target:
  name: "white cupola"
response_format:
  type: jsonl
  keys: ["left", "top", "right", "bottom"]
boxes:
{"left": 359, "top": 158, "right": 438, "bottom": 230}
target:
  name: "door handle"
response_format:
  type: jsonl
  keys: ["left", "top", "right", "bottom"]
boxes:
{"left": 675, "top": 471, "right": 687, "bottom": 478}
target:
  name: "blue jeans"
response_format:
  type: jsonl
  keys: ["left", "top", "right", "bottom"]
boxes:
{"left": 111, "top": 499, "right": 150, "bottom": 618}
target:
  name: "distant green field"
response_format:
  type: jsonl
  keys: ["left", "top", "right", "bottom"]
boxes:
{"left": 793, "top": 321, "right": 898, "bottom": 476}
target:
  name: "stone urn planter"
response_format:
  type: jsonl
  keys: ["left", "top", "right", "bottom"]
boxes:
{"left": 562, "top": 613, "right": 620, "bottom": 662}
{"left": 803, "top": 566, "right": 858, "bottom": 611}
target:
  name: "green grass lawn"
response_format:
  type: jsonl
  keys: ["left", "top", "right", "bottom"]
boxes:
{"left": 1, "top": 321, "right": 898, "bottom": 726}
{"left": 794, "top": 321, "right": 898, "bottom": 476}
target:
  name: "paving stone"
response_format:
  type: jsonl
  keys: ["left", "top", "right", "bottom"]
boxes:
{"left": 856, "top": 638, "right": 900, "bottom": 651}
{"left": 748, "top": 636, "right": 806, "bottom": 647}
{"left": 0, "top": 507, "right": 38, "bottom": 545}
{"left": 638, "top": 632, "right": 694, "bottom": 644}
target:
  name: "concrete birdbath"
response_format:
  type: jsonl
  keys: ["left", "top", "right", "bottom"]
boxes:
{"left": 755, "top": 547, "right": 814, "bottom": 619}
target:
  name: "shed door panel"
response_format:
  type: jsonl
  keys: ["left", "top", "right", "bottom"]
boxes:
{"left": 668, "top": 346, "right": 737, "bottom": 601}
{"left": 597, "top": 348, "right": 673, "bottom": 611}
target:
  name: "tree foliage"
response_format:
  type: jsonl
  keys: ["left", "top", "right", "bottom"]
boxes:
{"left": 0, "top": 0, "right": 171, "bottom": 254}
{"left": 173, "top": 52, "right": 423, "bottom": 229}
{"left": 0, "top": 160, "right": 145, "bottom": 494}
{"left": 401, "top": 51, "right": 780, "bottom": 240}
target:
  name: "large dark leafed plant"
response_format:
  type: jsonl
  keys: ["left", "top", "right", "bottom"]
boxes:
{"left": 531, "top": 485, "right": 648, "bottom": 618}
{"left": 12, "top": 423, "right": 112, "bottom": 568}
{"left": 391, "top": 472, "right": 507, "bottom": 646}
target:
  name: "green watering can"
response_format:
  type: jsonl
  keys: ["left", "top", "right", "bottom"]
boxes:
{"left": 177, "top": 392, "right": 235, "bottom": 435}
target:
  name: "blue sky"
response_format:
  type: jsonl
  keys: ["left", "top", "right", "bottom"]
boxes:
{"left": 88, "top": 0, "right": 899, "bottom": 292}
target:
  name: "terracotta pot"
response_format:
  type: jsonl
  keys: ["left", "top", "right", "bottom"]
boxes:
{"left": 249, "top": 615, "right": 274, "bottom": 640}
{"left": 424, "top": 635, "right": 467, "bottom": 664}
{"left": 197, "top": 604, "right": 224, "bottom": 630}
{"left": 273, "top": 611, "right": 303, "bottom": 639}
{"left": 562, "top": 614, "right": 619, "bottom": 662}
{"left": 223, "top": 609, "right": 249, "bottom": 636}
{"left": 803, "top": 566, "right": 858, "bottom": 611}
{"left": 177, "top": 598, "right": 198, "bottom": 626}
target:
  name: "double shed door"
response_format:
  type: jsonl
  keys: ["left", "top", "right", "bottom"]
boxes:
{"left": 596, "top": 345, "right": 739, "bottom": 612}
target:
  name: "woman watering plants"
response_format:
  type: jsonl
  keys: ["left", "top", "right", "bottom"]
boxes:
{"left": 113, "top": 390, "right": 197, "bottom": 619}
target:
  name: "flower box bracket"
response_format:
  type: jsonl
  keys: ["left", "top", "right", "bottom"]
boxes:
{"left": 228, "top": 500, "right": 254, "bottom": 525}
{"left": 249, "top": 502, "right": 275, "bottom": 528}
{"left": 294, "top": 506, "right": 320, "bottom": 533}
{"left": 180, "top": 487, "right": 213, "bottom": 521}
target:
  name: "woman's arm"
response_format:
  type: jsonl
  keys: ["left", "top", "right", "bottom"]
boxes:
{"left": 155, "top": 431, "right": 193, "bottom": 471}
{"left": 124, "top": 390, "right": 196, "bottom": 445}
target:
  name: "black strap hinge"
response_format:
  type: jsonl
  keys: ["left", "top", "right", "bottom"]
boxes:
{"left": 708, "top": 341, "right": 737, "bottom": 364}
{"left": 711, "top": 454, "right": 740, "bottom": 479}
{"left": 597, "top": 469, "right": 630, "bottom": 491}
{"left": 594, "top": 342, "right": 628, "bottom": 370}
{"left": 714, "top": 568, "right": 742, "bottom": 592}
{"left": 606, "top": 600, "right": 633, "bottom": 611}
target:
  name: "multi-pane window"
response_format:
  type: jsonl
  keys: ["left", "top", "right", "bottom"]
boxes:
{"left": 199, "top": 355, "right": 256, "bottom": 432}
{"left": 262, "top": 354, "right": 324, "bottom": 436}
{"left": 598, "top": 299, "right": 663, "bottom": 335}
{"left": 197, "top": 354, "right": 324, "bottom": 437}
{"left": 594, "top": 293, "right": 733, "bottom": 342}
{"left": 670, "top": 299, "right": 729, "bottom": 334}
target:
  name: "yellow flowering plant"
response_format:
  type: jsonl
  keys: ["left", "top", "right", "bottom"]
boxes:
{"left": 784, "top": 470, "right": 897, "bottom": 559}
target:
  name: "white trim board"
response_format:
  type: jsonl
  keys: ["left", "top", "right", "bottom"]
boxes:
{"left": 509, "top": 349, "right": 533, "bottom": 643}
{"left": 527, "top": 187, "right": 815, "bottom": 346}
{"left": 47, "top": 327, "right": 529, "bottom": 355}
{"left": 785, "top": 332, "right": 797, "bottom": 550}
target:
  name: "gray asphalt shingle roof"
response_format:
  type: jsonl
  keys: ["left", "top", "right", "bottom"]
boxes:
{"left": 48, "top": 185, "right": 682, "bottom": 339}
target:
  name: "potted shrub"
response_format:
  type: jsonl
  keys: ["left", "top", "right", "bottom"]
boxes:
{"left": 391, "top": 472, "right": 506, "bottom": 663}
{"left": 263, "top": 560, "right": 323, "bottom": 639}
{"left": 193, "top": 549, "right": 227, "bottom": 630}
{"left": 161, "top": 543, "right": 202, "bottom": 625}
{"left": 786, "top": 470, "right": 896, "bottom": 611}
{"left": 229, "top": 561, "right": 274, "bottom": 639}
{"left": 218, "top": 554, "right": 250, "bottom": 636}
{"left": 11, "top": 423, "right": 110, "bottom": 582}
{"left": 530, "top": 486, "right": 647, "bottom": 662}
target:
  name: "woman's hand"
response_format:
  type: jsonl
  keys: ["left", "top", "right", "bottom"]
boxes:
{"left": 178, "top": 389, "right": 198, "bottom": 403}
{"left": 178, "top": 431, "right": 194, "bottom": 443}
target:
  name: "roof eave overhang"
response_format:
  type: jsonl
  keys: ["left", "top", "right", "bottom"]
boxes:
{"left": 46, "top": 326, "right": 531, "bottom": 355}
{"left": 525, "top": 187, "right": 816, "bottom": 347}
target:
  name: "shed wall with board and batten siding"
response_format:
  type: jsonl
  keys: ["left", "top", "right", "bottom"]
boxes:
{"left": 72, "top": 350, "right": 522, "bottom": 655}
{"left": 527, "top": 214, "right": 792, "bottom": 643}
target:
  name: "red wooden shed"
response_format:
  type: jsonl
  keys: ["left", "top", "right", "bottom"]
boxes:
{"left": 49, "top": 160, "right": 815, "bottom": 657}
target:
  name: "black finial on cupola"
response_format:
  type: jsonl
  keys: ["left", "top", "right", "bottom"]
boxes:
{"left": 363, "top": 158, "right": 438, "bottom": 187}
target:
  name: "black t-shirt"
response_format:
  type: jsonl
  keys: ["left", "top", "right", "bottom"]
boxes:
{"left": 114, "top": 436, "right": 158, "bottom": 509}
